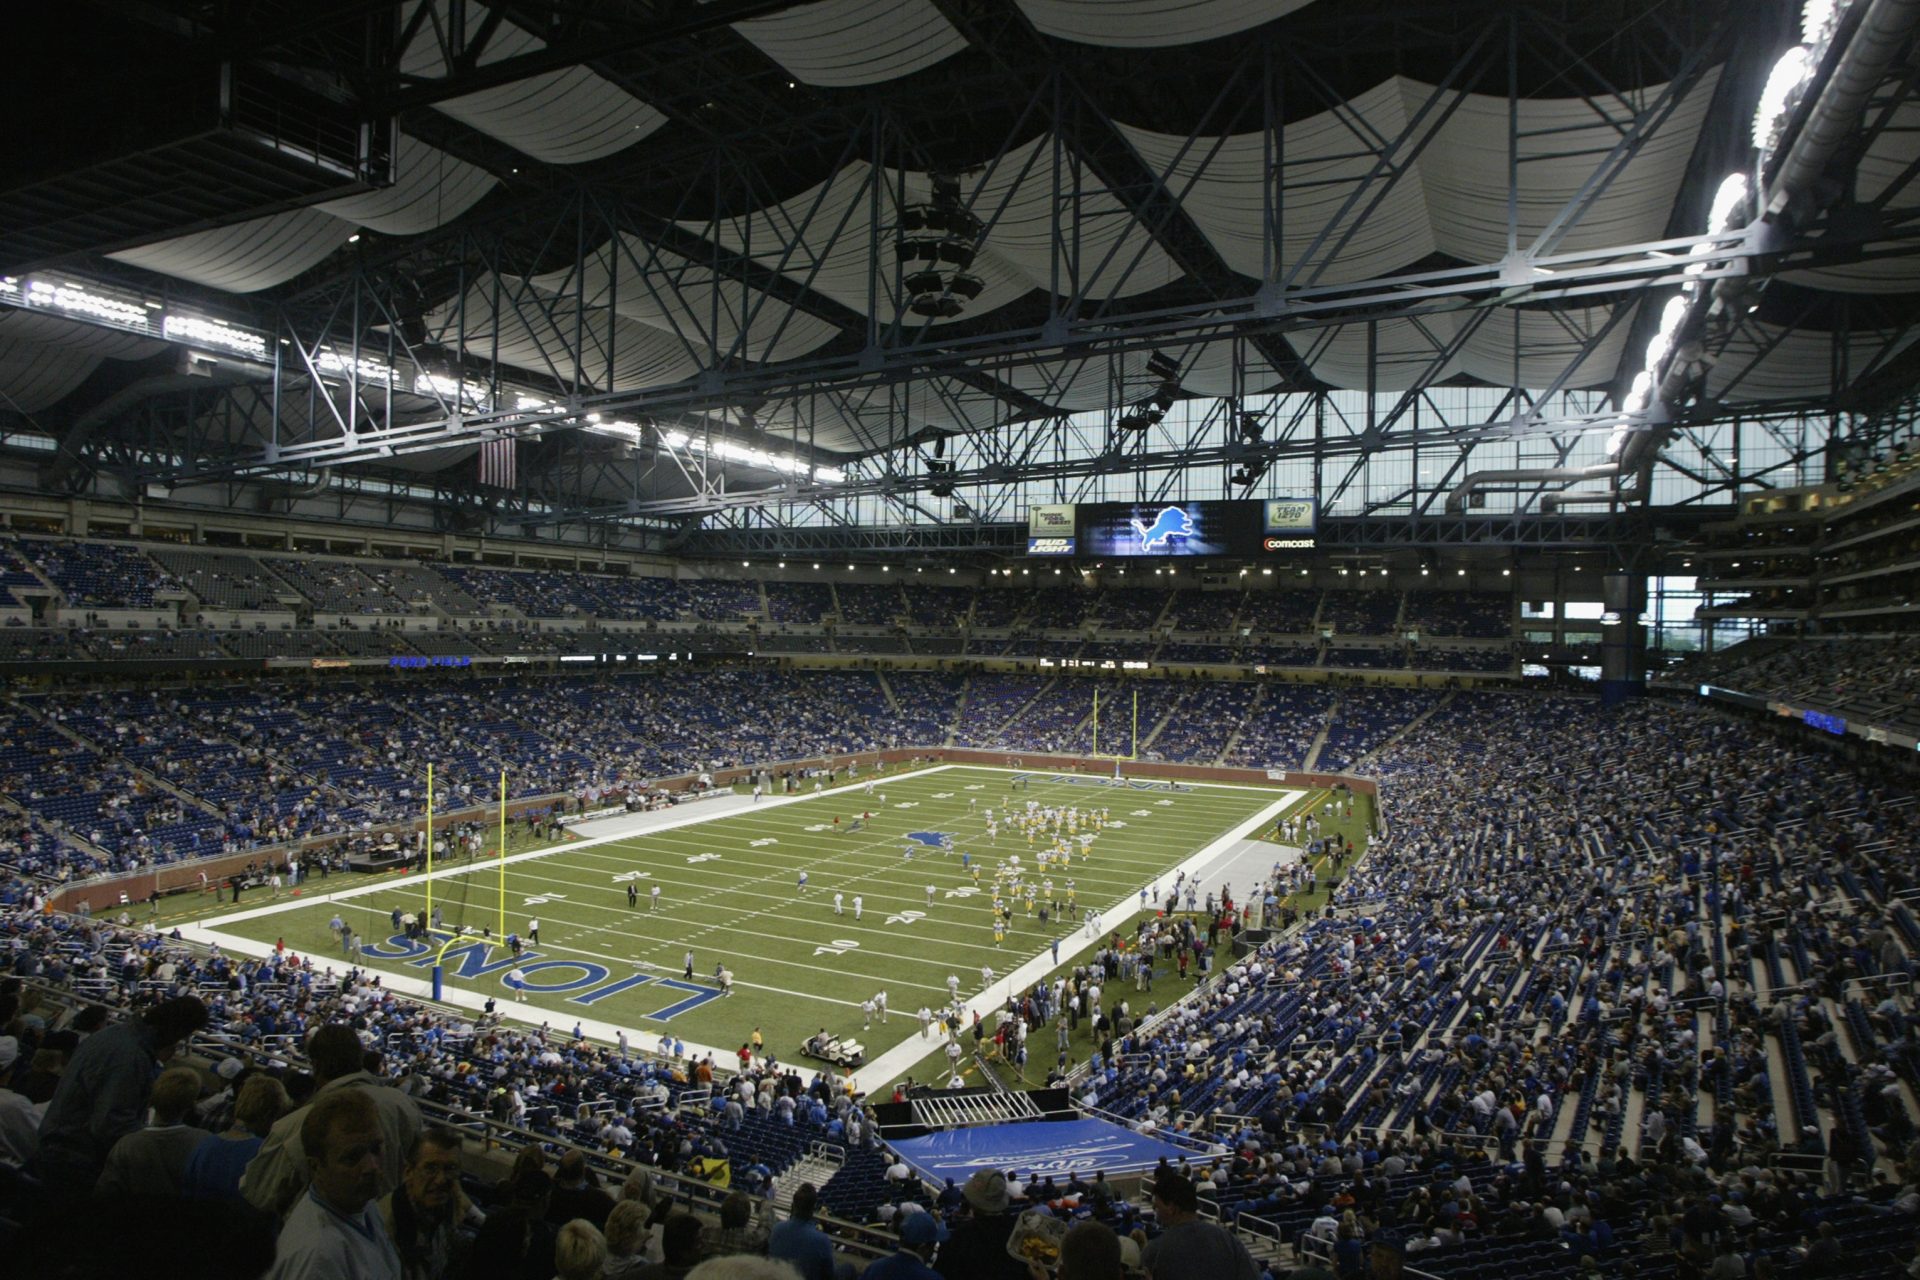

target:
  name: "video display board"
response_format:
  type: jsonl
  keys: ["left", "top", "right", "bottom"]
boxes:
{"left": 1026, "top": 498, "right": 1319, "bottom": 557}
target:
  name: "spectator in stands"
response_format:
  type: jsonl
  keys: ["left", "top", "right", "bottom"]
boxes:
{"left": 769, "top": 1183, "right": 837, "bottom": 1280}
{"left": 10, "top": 1028, "right": 75, "bottom": 1103}
{"left": 97, "top": 1064, "right": 205, "bottom": 1196}
{"left": 935, "top": 1168, "right": 1025, "bottom": 1280}
{"left": 605, "top": 1200, "right": 658, "bottom": 1278}
{"left": 33, "top": 993, "right": 207, "bottom": 1193}
{"left": 548, "top": 1147, "right": 616, "bottom": 1230}
{"left": 701, "top": 1190, "right": 771, "bottom": 1259}
{"left": 686, "top": 1260, "right": 818, "bottom": 1280}
{"left": 0, "top": 1033, "right": 41, "bottom": 1168}
{"left": 555, "top": 1219, "right": 609, "bottom": 1280}
{"left": 379, "top": 1126, "right": 474, "bottom": 1280}
{"left": 470, "top": 1166, "right": 557, "bottom": 1280}
{"left": 184, "top": 1071, "right": 290, "bottom": 1200}
{"left": 1050, "top": 1219, "right": 1124, "bottom": 1280}
{"left": 640, "top": 1212, "right": 705, "bottom": 1280}
{"left": 244, "top": 1023, "right": 424, "bottom": 1217}
{"left": 868, "top": 1210, "right": 947, "bottom": 1280}
{"left": 266, "top": 1088, "right": 403, "bottom": 1280}
{"left": 618, "top": 1167, "right": 672, "bottom": 1241}
{"left": 1140, "top": 1171, "right": 1259, "bottom": 1280}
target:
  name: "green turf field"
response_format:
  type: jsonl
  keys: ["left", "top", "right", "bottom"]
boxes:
{"left": 192, "top": 764, "right": 1304, "bottom": 1072}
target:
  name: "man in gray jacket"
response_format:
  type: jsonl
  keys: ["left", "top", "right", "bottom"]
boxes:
{"left": 242, "top": 1023, "right": 422, "bottom": 1217}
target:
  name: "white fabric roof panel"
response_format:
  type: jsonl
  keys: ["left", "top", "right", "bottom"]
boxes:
{"left": 686, "top": 161, "right": 1038, "bottom": 327}
{"left": 969, "top": 133, "right": 1184, "bottom": 299}
{"left": 400, "top": 1, "right": 664, "bottom": 164}
{"left": 1420, "top": 73, "right": 1718, "bottom": 262}
{"left": 107, "top": 208, "right": 355, "bottom": 293}
{"left": 0, "top": 311, "right": 167, "bottom": 414}
{"left": 317, "top": 134, "right": 498, "bottom": 236}
{"left": 108, "top": 133, "right": 494, "bottom": 292}
{"left": 1118, "top": 72, "right": 1717, "bottom": 288}
{"left": 0, "top": 340, "right": 107, "bottom": 413}
{"left": 1294, "top": 303, "right": 1633, "bottom": 392}
{"left": 426, "top": 277, "right": 706, "bottom": 393}
{"left": 530, "top": 237, "right": 843, "bottom": 364}
{"left": 1018, "top": 0, "right": 1319, "bottom": 48}
{"left": 1121, "top": 79, "right": 1439, "bottom": 287}
{"left": 1707, "top": 320, "right": 1919, "bottom": 402}
{"left": 681, "top": 139, "right": 1181, "bottom": 334}
{"left": 727, "top": 0, "right": 969, "bottom": 87}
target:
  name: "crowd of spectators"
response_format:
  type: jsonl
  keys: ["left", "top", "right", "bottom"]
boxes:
{"left": 1064, "top": 693, "right": 1920, "bottom": 1278}
{"left": 1680, "top": 639, "right": 1920, "bottom": 735}
{"left": 0, "top": 683, "right": 1913, "bottom": 1279}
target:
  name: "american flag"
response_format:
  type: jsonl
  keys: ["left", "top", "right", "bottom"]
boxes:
{"left": 479, "top": 435, "right": 516, "bottom": 489}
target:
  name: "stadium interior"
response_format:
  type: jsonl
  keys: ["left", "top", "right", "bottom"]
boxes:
{"left": 2, "top": 2, "right": 1919, "bottom": 1279}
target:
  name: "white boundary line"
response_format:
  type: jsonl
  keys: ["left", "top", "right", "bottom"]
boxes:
{"left": 967, "top": 763, "right": 1297, "bottom": 794}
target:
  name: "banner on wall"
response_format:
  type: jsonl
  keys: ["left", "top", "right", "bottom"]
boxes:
{"left": 1262, "top": 498, "right": 1317, "bottom": 549}
{"left": 1026, "top": 503, "right": 1078, "bottom": 556}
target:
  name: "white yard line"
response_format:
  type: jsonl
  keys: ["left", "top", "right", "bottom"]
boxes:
{"left": 858, "top": 788, "right": 1303, "bottom": 1087}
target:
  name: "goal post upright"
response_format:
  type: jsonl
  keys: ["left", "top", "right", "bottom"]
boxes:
{"left": 425, "top": 763, "right": 434, "bottom": 930}
{"left": 498, "top": 770, "right": 507, "bottom": 940}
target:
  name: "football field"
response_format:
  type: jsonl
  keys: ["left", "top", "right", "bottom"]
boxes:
{"left": 191, "top": 764, "right": 1307, "bottom": 1079}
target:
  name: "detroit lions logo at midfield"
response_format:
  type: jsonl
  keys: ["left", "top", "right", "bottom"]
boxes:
{"left": 1129, "top": 505, "right": 1195, "bottom": 551}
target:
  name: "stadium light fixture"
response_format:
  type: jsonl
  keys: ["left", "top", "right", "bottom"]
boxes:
{"left": 948, "top": 568, "right": 956, "bottom": 574}
{"left": 813, "top": 562, "right": 821, "bottom": 569}
{"left": 1753, "top": 44, "right": 1813, "bottom": 152}
{"left": 1458, "top": 569, "right": 1466, "bottom": 576}
{"left": 1421, "top": 567, "right": 1430, "bottom": 576}
{"left": 779, "top": 561, "right": 786, "bottom": 568}
{"left": 847, "top": 564, "right": 855, "bottom": 571}
{"left": 742, "top": 561, "right": 749, "bottom": 567}
{"left": 1502, "top": 569, "right": 1511, "bottom": 576}
{"left": 1263, "top": 568, "right": 1274, "bottom": 576}
{"left": 1707, "top": 173, "right": 1750, "bottom": 233}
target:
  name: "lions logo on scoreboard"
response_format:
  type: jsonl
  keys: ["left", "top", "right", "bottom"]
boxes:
{"left": 1128, "top": 506, "right": 1196, "bottom": 552}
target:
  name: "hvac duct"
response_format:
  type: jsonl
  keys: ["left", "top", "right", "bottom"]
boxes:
{"left": 1443, "top": 463, "right": 1624, "bottom": 515}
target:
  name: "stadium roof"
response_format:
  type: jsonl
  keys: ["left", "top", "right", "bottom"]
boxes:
{"left": 4, "top": 0, "right": 1918, "bottom": 548}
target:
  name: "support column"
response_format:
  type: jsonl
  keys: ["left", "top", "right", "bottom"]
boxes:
{"left": 1600, "top": 572, "right": 1647, "bottom": 706}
